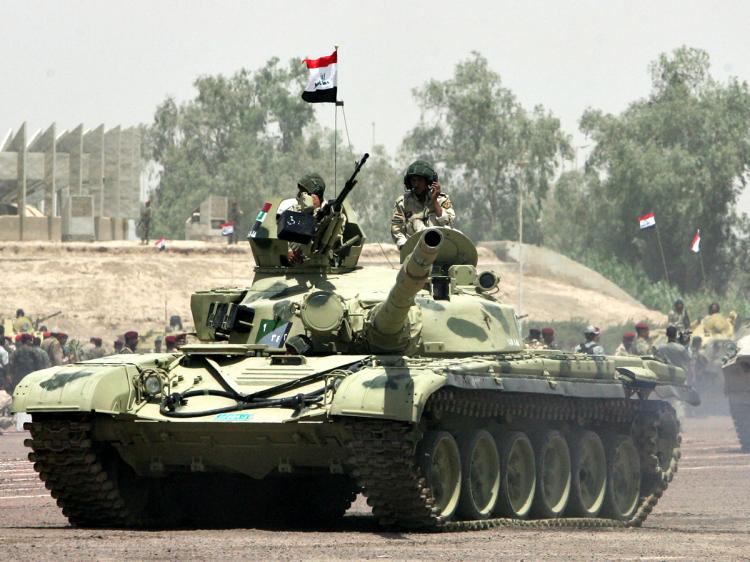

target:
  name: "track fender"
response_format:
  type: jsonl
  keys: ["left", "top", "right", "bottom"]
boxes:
{"left": 12, "top": 363, "right": 135, "bottom": 414}
{"left": 330, "top": 366, "right": 446, "bottom": 422}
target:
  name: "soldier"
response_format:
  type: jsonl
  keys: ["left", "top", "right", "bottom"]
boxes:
{"left": 13, "top": 308, "right": 33, "bottom": 333}
{"left": 541, "top": 327, "right": 559, "bottom": 350}
{"left": 31, "top": 336, "right": 50, "bottom": 370}
{"left": 42, "top": 332, "right": 65, "bottom": 366}
{"left": 656, "top": 325, "right": 691, "bottom": 370}
{"left": 11, "top": 333, "right": 37, "bottom": 391}
{"left": 114, "top": 338, "right": 124, "bottom": 354}
{"left": 227, "top": 200, "right": 243, "bottom": 245}
{"left": 391, "top": 160, "right": 455, "bottom": 248}
{"left": 524, "top": 328, "right": 544, "bottom": 349}
{"left": 575, "top": 326, "right": 605, "bottom": 356}
{"left": 153, "top": 337, "right": 163, "bottom": 353}
{"left": 139, "top": 200, "right": 152, "bottom": 245}
{"left": 286, "top": 173, "right": 327, "bottom": 264}
{"left": 700, "top": 302, "right": 734, "bottom": 339}
{"left": 633, "top": 322, "right": 653, "bottom": 355}
{"left": 121, "top": 331, "right": 139, "bottom": 354}
{"left": 87, "top": 337, "right": 108, "bottom": 359}
{"left": 614, "top": 332, "right": 636, "bottom": 356}
{"left": 165, "top": 335, "right": 178, "bottom": 352}
{"left": 667, "top": 299, "right": 690, "bottom": 331}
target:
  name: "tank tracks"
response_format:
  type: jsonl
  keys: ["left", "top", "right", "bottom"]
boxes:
{"left": 729, "top": 396, "right": 750, "bottom": 452}
{"left": 347, "top": 389, "right": 681, "bottom": 531}
{"left": 24, "top": 419, "right": 140, "bottom": 527}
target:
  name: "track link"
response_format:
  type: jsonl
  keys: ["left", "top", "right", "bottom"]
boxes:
{"left": 347, "top": 389, "right": 681, "bottom": 531}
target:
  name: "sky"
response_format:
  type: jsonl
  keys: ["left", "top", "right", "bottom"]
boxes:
{"left": 2, "top": 0, "right": 750, "bottom": 211}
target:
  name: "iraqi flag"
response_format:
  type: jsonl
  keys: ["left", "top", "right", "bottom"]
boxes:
{"left": 690, "top": 229, "right": 701, "bottom": 253}
{"left": 220, "top": 222, "right": 234, "bottom": 236}
{"left": 302, "top": 51, "right": 337, "bottom": 103}
{"left": 154, "top": 237, "right": 166, "bottom": 250}
{"left": 638, "top": 212, "right": 656, "bottom": 229}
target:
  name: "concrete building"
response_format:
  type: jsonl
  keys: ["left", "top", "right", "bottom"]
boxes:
{"left": 0, "top": 122, "right": 142, "bottom": 241}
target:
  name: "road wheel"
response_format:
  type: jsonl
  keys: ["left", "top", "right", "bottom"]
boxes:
{"left": 567, "top": 430, "right": 607, "bottom": 517}
{"left": 417, "top": 430, "right": 462, "bottom": 520}
{"left": 602, "top": 434, "right": 641, "bottom": 520}
{"left": 456, "top": 430, "right": 501, "bottom": 520}
{"left": 532, "top": 430, "right": 571, "bottom": 518}
{"left": 728, "top": 396, "right": 750, "bottom": 453}
{"left": 495, "top": 431, "right": 535, "bottom": 519}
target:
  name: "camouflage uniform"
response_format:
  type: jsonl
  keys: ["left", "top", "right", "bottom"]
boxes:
{"left": 391, "top": 190, "right": 455, "bottom": 247}
{"left": 667, "top": 309, "right": 690, "bottom": 331}
{"left": 42, "top": 337, "right": 65, "bottom": 366}
{"left": 88, "top": 346, "right": 108, "bottom": 359}
{"left": 633, "top": 336, "right": 653, "bottom": 356}
{"left": 31, "top": 343, "right": 50, "bottom": 370}
{"left": 11, "top": 344, "right": 37, "bottom": 391}
{"left": 575, "top": 341, "right": 604, "bottom": 356}
{"left": 391, "top": 160, "right": 455, "bottom": 247}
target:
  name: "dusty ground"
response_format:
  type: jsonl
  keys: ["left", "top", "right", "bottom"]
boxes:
{"left": 0, "top": 416, "right": 747, "bottom": 560}
{"left": 1, "top": 241, "right": 662, "bottom": 345}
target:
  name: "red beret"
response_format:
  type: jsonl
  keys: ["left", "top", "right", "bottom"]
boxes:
{"left": 22, "top": 333, "right": 34, "bottom": 343}
{"left": 43, "top": 331, "right": 51, "bottom": 338}
{"left": 14, "top": 334, "right": 23, "bottom": 343}
{"left": 623, "top": 332, "right": 636, "bottom": 340}
{"left": 541, "top": 327, "right": 554, "bottom": 335}
{"left": 165, "top": 335, "right": 177, "bottom": 344}
{"left": 124, "top": 331, "right": 139, "bottom": 340}
{"left": 635, "top": 322, "right": 649, "bottom": 331}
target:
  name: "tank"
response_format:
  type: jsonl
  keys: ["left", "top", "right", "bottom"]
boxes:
{"left": 13, "top": 166, "right": 698, "bottom": 530}
{"left": 687, "top": 320, "right": 738, "bottom": 415}
{"left": 723, "top": 330, "right": 750, "bottom": 452}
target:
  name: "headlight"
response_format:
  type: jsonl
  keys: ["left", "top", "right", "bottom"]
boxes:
{"left": 143, "top": 374, "right": 164, "bottom": 396}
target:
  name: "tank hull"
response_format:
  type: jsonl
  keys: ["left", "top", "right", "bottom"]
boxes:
{"left": 16, "top": 349, "right": 692, "bottom": 529}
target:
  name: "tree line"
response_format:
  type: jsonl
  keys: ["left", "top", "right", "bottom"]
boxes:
{"left": 144, "top": 47, "right": 750, "bottom": 300}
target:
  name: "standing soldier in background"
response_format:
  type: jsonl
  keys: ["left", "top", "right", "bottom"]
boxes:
{"left": 227, "top": 200, "right": 243, "bottom": 245}
{"left": 656, "top": 325, "right": 691, "bottom": 370}
{"left": 524, "top": 328, "right": 544, "bottom": 349}
{"left": 541, "top": 327, "right": 559, "bottom": 350}
{"left": 391, "top": 160, "right": 455, "bottom": 248}
{"left": 121, "top": 331, "right": 139, "bottom": 354}
{"left": 668, "top": 299, "right": 690, "bottom": 330}
{"left": 87, "top": 337, "right": 107, "bottom": 359}
{"left": 633, "top": 322, "right": 653, "bottom": 355}
{"left": 42, "top": 332, "right": 65, "bottom": 366}
{"left": 575, "top": 326, "right": 605, "bottom": 356}
{"left": 11, "top": 334, "right": 37, "bottom": 392}
{"left": 700, "top": 302, "right": 735, "bottom": 339}
{"left": 31, "top": 336, "right": 50, "bottom": 369}
{"left": 615, "top": 332, "right": 636, "bottom": 356}
{"left": 139, "top": 200, "right": 152, "bottom": 245}
{"left": 13, "top": 309, "right": 33, "bottom": 333}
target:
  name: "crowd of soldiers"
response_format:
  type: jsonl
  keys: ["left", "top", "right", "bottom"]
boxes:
{"left": 0, "top": 310, "right": 189, "bottom": 424}
{"left": 522, "top": 299, "right": 739, "bottom": 386}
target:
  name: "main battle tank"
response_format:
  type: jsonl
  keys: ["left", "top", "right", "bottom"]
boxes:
{"left": 13, "top": 163, "right": 698, "bottom": 530}
{"left": 723, "top": 330, "right": 750, "bottom": 452}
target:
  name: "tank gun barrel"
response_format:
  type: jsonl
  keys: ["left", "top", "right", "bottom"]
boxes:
{"left": 369, "top": 229, "right": 443, "bottom": 351}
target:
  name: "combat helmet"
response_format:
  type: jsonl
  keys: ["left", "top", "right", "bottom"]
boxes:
{"left": 403, "top": 160, "right": 437, "bottom": 188}
{"left": 297, "top": 173, "right": 326, "bottom": 198}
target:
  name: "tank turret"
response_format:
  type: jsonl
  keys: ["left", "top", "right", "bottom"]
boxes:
{"left": 368, "top": 229, "right": 443, "bottom": 352}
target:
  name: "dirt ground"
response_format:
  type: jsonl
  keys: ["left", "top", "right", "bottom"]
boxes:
{"left": 0, "top": 241, "right": 662, "bottom": 345}
{"left": 0, "top": 416, "right": 747, "bottom": 560}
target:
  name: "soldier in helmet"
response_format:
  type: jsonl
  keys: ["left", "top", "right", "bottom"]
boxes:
{"left": 286, "top": 173, "right": 327, "bottom": 265}
{"left": 391, "top": 160, "right": 455, "bottom": 248}
{"left": 574, "top": 325, "right": 604, "bottom": 356}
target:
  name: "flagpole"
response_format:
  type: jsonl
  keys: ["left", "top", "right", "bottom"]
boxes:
{"left": 333, "top": 45, "right": 339, "bottom": 197}
{"left": 698, "top": 248, "right": 707, "bottom": 287}
{"left": 654, "top": 224, "right": 671, "bottom": 285}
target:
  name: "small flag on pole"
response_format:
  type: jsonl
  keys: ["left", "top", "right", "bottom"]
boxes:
{"left": 220, "top": 222, "right": 234, "bottom": 236}
{"left": 690, "top": 229, "right": 701, "bottom": 253}
{"left": 249, "top": 202, "right": 273, "bottom": 238}
{"left": 302, "top": 51, "right": 338, "bottom": 103}
{"left": 154, "top": 237, "right": 166, "bottom": 250}
{"left": 638, "top": 212, "right": 656, "bottom": 229}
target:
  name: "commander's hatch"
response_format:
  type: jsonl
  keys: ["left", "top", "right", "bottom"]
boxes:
{"left": 246, "top": 197, "right": 364, "bottom": 270}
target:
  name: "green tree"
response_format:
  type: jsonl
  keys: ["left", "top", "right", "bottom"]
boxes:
{"left": 401, "top": 52, "right": 571, "bottom": 243}
{"left": 574, "top": 46, "right": 750, "bottom": 292}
